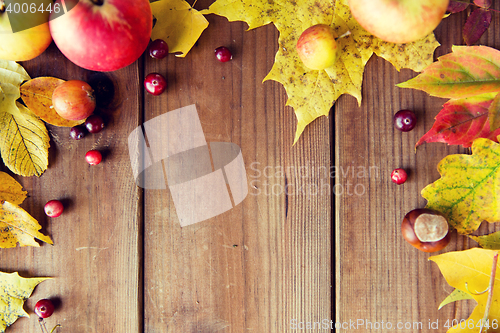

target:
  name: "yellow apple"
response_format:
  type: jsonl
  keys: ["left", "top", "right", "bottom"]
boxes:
{"left": 0, "top": 4, "right": 52, "bottom": 61}
{"left": 296, "top": 24, "right": 339, "bottom": 70}
{"left": 348, "top": 0, "right": 450, "bottom": 44}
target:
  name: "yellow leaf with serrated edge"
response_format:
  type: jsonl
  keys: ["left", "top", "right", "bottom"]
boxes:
{"left": 20, "top": 77, "right": 84, "bottom": 127}
{"left": 0, "top": 200, "right": 53, "bottom": 248}
{"left": 0, "top": 271, "right": 50, "bottom": 333}
{"left": 431, "top": 248, "right": 500, "bottom": 333}
{"left": 0, "top": 172, "right": 26, "bottom": 206}
{"left": 0, "top": 82, "right": 50, "bottom": 177}
{"left": 151, "top": 0, "right": 209, "bottom": 57}
{"left": 203, "top": 0, "right": 439, "bottom": 143}
{"left": 422, "top": 137, "right": 500, "bottom": 235}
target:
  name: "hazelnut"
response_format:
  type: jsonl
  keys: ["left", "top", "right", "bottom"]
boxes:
{"left": 401, "top": 208, "right": 451, "bottom": 253}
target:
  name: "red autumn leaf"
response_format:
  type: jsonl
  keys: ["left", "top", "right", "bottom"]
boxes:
{"left": 463, "top": 8, "right": 492, "bottom": 45}
{"left": 416, "top": 94, "right": 500, "bottom": 148}
{"left": 447, "top": 0, "right": 470, "bottom": 13}
{"left": 474, "top": 0, "right": 491, "bottom": 8}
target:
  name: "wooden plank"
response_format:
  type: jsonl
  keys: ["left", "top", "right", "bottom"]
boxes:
{"left": 0, "top": 44, "right": 143, "bottom": 332}
{"left": 335, "top": 7, "right": 500, "bottom": 331}
{"left": 143, "top": 7, "right": 332, "bottom": 332}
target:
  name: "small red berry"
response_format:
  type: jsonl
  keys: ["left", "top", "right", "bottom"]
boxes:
{"left": 144, "top": 73, "right": 167, "bottom": 95}
{"left": 215, "top": 46, "right": 232, "bottom": 62}
{"left": 393, "top": 110, "right": 417, "bottom": 132}
{"left": 70, "top": 125, "right": 86, "bottom": 140}
{"left": 85, "top": 115, "right": 105, "bottom": 134}
{"left": 85, "top": 150, "right": 102, "bottom": 165}
{"left": 391, "top": 168, "right": 408, "bottom": 185}
{"left": 44, "top": 200, "right": 64, "bottom": 218}
{"left": 149, "top": 39, "right": 169, "bottom": 59}
{"left": 35, "top": 299, "right": 55, "bottom": 319}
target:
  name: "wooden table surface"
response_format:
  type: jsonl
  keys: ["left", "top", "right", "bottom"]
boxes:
{"left": 1, "top": 1, "right": 500, "bottom": 332}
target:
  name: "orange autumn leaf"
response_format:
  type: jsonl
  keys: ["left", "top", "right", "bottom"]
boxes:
{"left": 20, "top": 77, "right": 84, "bottom": 127}
{"left": 398, "top": 46, "right": 500, "bottom": 99}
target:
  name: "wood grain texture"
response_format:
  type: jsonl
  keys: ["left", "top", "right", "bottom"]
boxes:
{"left": 0, "top": 44, "right": 143, "bottom": 332}
{"left": 336, "top": 4, "right": 500, "bottom": 332}
{"left": 143, "top": 5, "right": 331, "bottom": 332}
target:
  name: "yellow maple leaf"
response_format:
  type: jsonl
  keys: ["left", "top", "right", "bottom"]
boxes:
{"left": 150, "top": 0, "right": 209, "bottom": 57}
{"left": 431, "top": 248, "right": 500, "bottom": 333}
{"left": 0, "top": 200, "right": 53, "bottom": 248}
{"left": 0, "top": 271, "right": 50, "bottom": 333}
{"left": 203, "top": 0, "right": 439, "bottom": 143}
{"left": 20, "top": 77, "right": 84, "bottom": 128}
{"left": 0, "top": 172, "right": 27, "bottom": 206}
{"left": 422, "top": 137, "right": 500, "bottom": 235}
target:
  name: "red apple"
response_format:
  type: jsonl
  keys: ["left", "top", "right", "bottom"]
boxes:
{"left": 296, "top": 24, "right": 339, "bottom": 70}
{"left": 348, "top": 0, "right": 449, "bottom": 44}
{"left": 49, "top": 0, "right": 152, "bottom": 72}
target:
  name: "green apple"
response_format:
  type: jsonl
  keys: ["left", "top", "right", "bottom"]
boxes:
{"left": 0, "top": 0, "right": 53, "bottom": 61}
{"left": 348, "top": 0, "right": 450, "bottom": 44}
{"left": 296, "top": 24, "right": 339, "bottom": 70}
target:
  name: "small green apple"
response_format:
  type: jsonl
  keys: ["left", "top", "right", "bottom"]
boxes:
{"left": 296, "top": 24, "right": 339, "bottom": 70}
{"left": 348, "top": 0, "right": 450, "bottom": 44}
{"left": 0, "top": 1, "right": 52, "bottom": 61}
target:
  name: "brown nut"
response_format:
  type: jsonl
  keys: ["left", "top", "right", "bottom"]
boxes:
{"left": 401, "top": 208, "right": 451, "bottom": 253}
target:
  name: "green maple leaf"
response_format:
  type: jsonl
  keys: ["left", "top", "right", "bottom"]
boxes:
{"left": 422, "top": 137, "right": 500, "bottom": 235}
{"left": 202, "top": 0, "right": 439, "bottom": 143}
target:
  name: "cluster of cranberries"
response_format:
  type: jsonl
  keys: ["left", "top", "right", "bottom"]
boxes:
{"left": 144, "top": 39, "right": 169, "bottom": 95}
{"left": 69, "top": 114, "right": 105, "bottom": 166}
{"left": 390, "top": 109, "right": 416, "bottom": 186}
{"left": 390, "top": 110, "right": 451, "bottom": 253}
{"left": 144, "top": 40, "right": 233, "bottom": 95}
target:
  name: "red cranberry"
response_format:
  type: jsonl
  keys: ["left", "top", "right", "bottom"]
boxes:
{"left": 215, "top": 46, "right": 232, "bottom": 62}
{"left": 391, "top": 168, "right": 408, "bottom": 185}
{"left": 44, "top": 200, "right": 64, "bottom": 218}
{"left": 85, "top": 150, "right": 102, "bottom": 165}
{"left": 394, "top": 110, "right": 417, "bottom": 132}
{"left": 70, "top": 125, "right": 86, "bottom": 140}
{"left": 149, "top": 39, "right": 169, "bottom": 59}
{"left": 144, "top": 73, "right": 167, "bottom": 95}
{"left": 85, "top": 115, "right": 105, "bottom": 134}
{"left": 35, "top": 299, "right": 55, "bottom": 319}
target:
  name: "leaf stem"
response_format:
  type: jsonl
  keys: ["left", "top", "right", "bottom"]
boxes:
{"left": 49, "top": 324, "right": 62, "bottom": 333}
{"left": 38, "top": 318, "right": 48, "bottom": 333}
{"left": 480, "top": 252, "right": 498, "bottom": 333}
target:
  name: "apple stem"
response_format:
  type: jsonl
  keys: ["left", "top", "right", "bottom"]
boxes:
{"left": 0, "top": 0, "right": 5, "bottom": 13}
{"left": 337, "top": 31, "right": 351, "bottom": 40}
{"left": 90, "top": 0, "right": 104, "bottom": 5}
